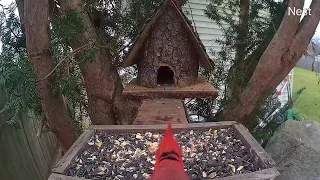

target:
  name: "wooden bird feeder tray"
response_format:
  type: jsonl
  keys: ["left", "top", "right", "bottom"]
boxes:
{"left": 49, "top": 122, "right": 279, "bottom": 180}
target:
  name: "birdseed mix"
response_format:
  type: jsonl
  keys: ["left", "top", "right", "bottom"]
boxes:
{"left": 66, "top": 128, "right": 258, "bottom": 180}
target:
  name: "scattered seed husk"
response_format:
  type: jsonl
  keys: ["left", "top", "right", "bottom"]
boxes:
{"left": 237, "top": 166, "right": 244, "bottom": 171}
{"left": 229, "top": 164, "right": 236, "bottom": 173}
{"left": 202, "top": 171, "right": 207, "bottom": 177}
{"left": 208, "top": 172, "right": 217, "bottom": 179}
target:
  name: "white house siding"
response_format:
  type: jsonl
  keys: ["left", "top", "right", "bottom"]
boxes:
{"left": 182, "top": 0, "right": 227, "bottom": 55}
{"left": 182, "top": 0, "right": 269, "bottom": 57}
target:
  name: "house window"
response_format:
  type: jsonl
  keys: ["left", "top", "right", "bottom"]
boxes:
{"left": 157, "top": 66, "right": 174, "bottom": 85}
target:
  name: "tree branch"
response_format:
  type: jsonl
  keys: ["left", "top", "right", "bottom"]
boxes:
{"left": 239, "top": 0, "right": 249, "bottom": 27}
{"left": 290, "top": 0, "right": 320, "bottom": 59}
{"left": 38, "top": 43, "right": 92, "bottom": 81}
{"left": 0, "top": 106, "right": 7, "bottom": 114}
{"left": 268, "top": 0, "right": 320, "bottom": 88}
{"left": 252, "top": 0, "right": 304, "bottom": 74}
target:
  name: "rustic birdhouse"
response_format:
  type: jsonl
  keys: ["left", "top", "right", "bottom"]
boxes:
{"left": 122, "top": 0, "right": 217, "bottom": 125}
{"left": 123, "top": 0, "right": 213, "bottom": 88}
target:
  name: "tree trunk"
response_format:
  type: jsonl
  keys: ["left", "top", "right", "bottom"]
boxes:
{"left": 23, "top": 0, "right": 77, "bottom": 151}
{"left": 58, "top": 0, "right": 139, "bottom": 125}
{"left": 227, "top": 0, "right": 250, "bottom": 99}
{"left": 237, "top": 0, "right": 249, "bottom": 61}
{"left": 226, "top": 0, "right": 287, "bottom": 102}
{"left": 220, "top": 0, "right": 320, "bottom": 129}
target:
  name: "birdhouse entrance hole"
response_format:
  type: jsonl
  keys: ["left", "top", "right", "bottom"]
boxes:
{"left": 157, "top": 66, "right": 175, "bottom": 85}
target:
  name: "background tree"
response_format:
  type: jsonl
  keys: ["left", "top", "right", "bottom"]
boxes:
{"left": 220, "top": 0, "right": 320, "bottom": 128}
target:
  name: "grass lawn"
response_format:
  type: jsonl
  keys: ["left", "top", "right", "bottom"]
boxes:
{"left": 293, "top": 67, "right": 320, "bottom": 122}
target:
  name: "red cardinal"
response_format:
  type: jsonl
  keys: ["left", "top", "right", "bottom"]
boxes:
{"left": 150, "top": 123, "right": 190, "bottom": 180}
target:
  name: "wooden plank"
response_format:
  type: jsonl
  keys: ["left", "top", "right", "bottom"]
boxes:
{"left": 8, "top": 131, "right": 25, "bottom": 180}
{"left": 47, "top": 131, "right": 57, "bottom": 157}
{"left": 91, "top": 121, "right": 236, "bottom": 133}
{"left": 42, "top": 134, "right": 58, "bottom": 179}
{"left": 47, "top": 133, "right": 59, "bottom": 178}
{"left": 21, "top": 117, "right": 45, "bottom": 180}
{"left": 0, "top": 120, "right": 58, "bottom": 180}
{"left": 48, "top": 168, "right": 278, "bottom": 180}
{"left": 48, "top": 173, "right": 89, "bottom": 180}
{"left": 233, "top": 124, "right": 277, "bottom": 169}
{"left": 23, "top": 116, "right": 47, "bottom": 179}
{"left": 133, "top": 99, "right": 188, "bottom": 125}
{"left": 1, "top": 121, "right": 44, "bottom": 180}
{"left": 123, "top": 77, "right": 218, "bottom": 99}
{"left": 33, "top": 118, "right": 58, "bottom": 179}
{"left": 214, "top": 167, "right": 279, "bottom": 180}
{"left": 15, "top": 126, "right": 43, "bottom": 180}
{"left": 52, "top": 129, "right": 95, "bottom": 174}
{"left": 43, "top": 131, "right": 57, "bottom": 167}
{"left": 32, "top": 118, "right": 50, "bottom": 170}
{"left": 1, "top": 127, "right": 31, "bottom": 180}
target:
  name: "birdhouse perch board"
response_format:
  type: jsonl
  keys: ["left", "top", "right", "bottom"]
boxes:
{"left": 49, "top": 122, "right": 279, "bottom": 180}
{"left": 122, "top": 77, "right": 218, "bottom": 100}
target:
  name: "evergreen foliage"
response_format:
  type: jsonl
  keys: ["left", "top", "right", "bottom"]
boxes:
{"left": 187, "top": 0, "right": 287, "bottom": 128}
{"left": 0, "top": 3, "right": 40, "bottom": 129}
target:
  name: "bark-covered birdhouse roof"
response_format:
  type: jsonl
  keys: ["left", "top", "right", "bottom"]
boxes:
{"left": 123, "top": 0, "right": 214, "bottom": 71}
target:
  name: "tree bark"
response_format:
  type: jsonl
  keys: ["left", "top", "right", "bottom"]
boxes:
{"left": 58, "top": 0, "right": 139, "bottom": 125}
{"left": 23, "top": 0, "right": 77, "bottom": 151}
{"left": 221, "top": 0, "right": 320, "bottom": 128}
{"left": 239, "top": 0, "right": 250, "bottom": 27}
{"left": 226, "top": 0, "right": 287, "bottom": 102}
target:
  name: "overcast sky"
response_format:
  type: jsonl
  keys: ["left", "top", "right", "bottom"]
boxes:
{"left": 0, "top": 0, "right": 319, "bottom": 35}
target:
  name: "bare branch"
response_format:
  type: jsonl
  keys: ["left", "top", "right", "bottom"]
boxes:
{"left": 39, "top": 58, "right": 67, "bottom": 81}
{"left": 38, "top": 43, "right": 92, "bottom": 81}
{"left": 0, "top": 106, "right": 7, "bottom": 114}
